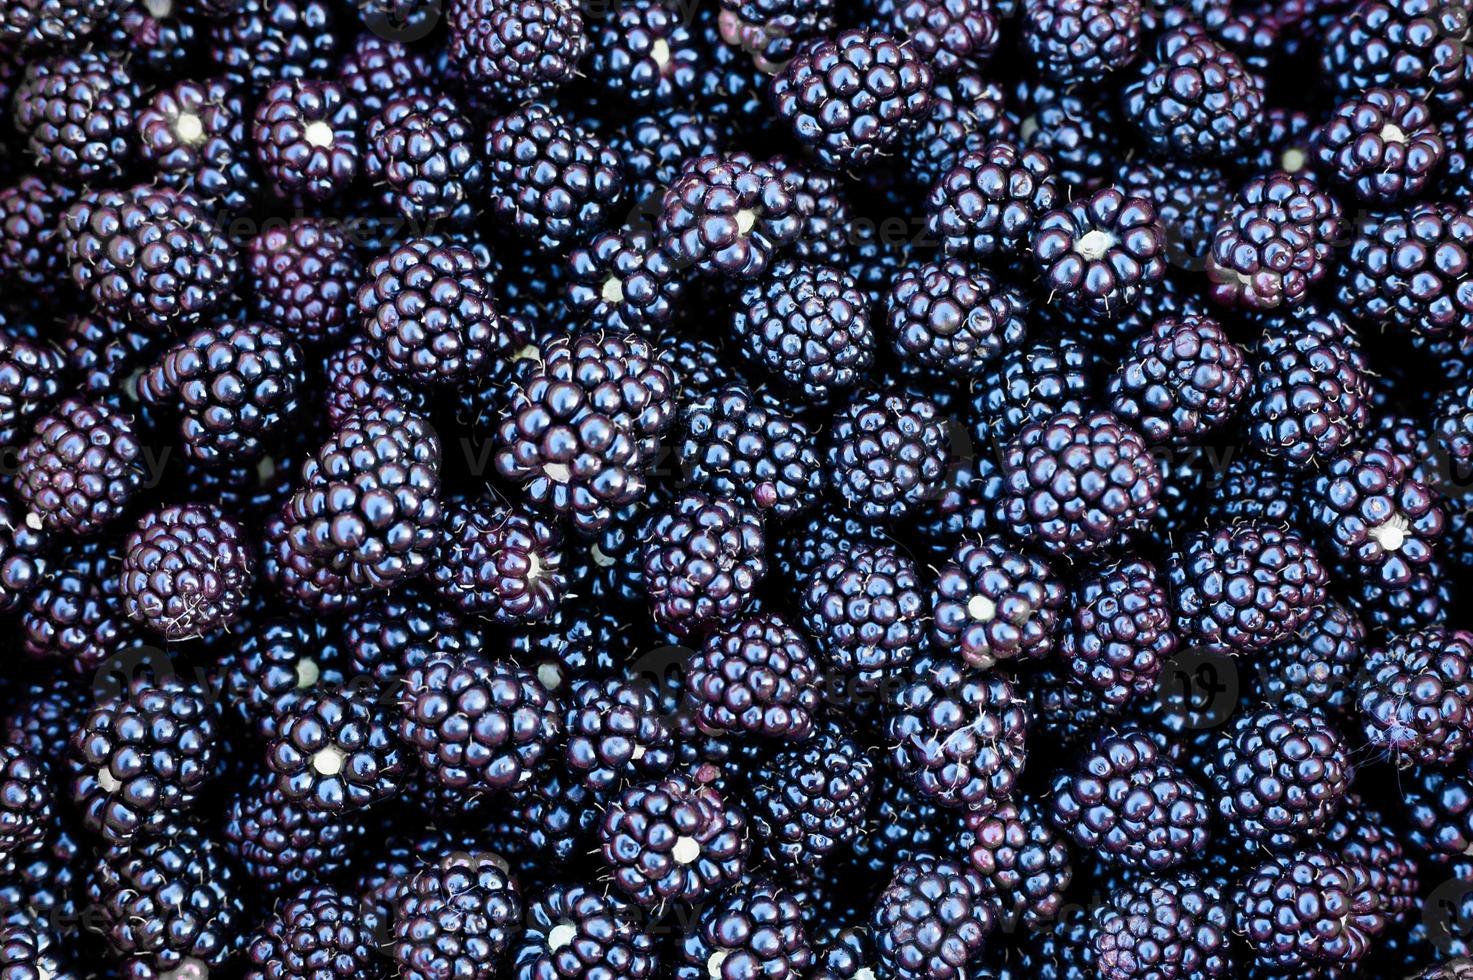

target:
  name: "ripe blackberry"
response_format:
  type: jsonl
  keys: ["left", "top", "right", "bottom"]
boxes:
{"left": 1059, "top": 557, "right": 1176, "bottom": 709}
{"left": 1313, "top": 87, "right": 1443, "bottom": 204}
{"left": 245, "top": 885, "right": 380, "bottom": 978}
{"left": 446, "top": 0, "right": 588, "bottom": 108}
{"left": 718, "top": 0, "right": 836, "bottom": 69}
{"left": 513, "top": 883, "right": 659, "bottom": 979}
{"left": 15, "top": 398, "right": 144, "bottom": 537}
{"left": 119, "top": 504, "right": 253, "bottom": 640}
{"left": 747, "top": 723, "right": 874, "bottom": 878}
{"left": 731, "top": 260, "right": 873, "bottom": 404}
{"left": 69, "top": 672, "right": 219, "bottom": 843}
{"left": 1357, "top": 626, "right": 1473, "bottom": 767}
{"left": 1049, "top": 728, "right": 1212, "bottom": 871}
{"left": 658, "top": 152, "right": 802, "bottom": 280}
{"left": 686, "top": 612, "right": 819, "bottom": 739}
{"left": 903, "top": 72, "right": 1010, "bottom": 193}
{"left": 784, "top": 161, "right": 853, "bottom": 267}
{"left": 260, "top": 509, "right": 358, "bottom": 614}
{"left": 60, "top": 185, "right": 239, "bottom": 334}
{"left": 0, "top": 492, "right": 46, "bottom": 616}
{"left": 429, "top": 498, "right": 564, "bottom": 622}
{"left": 1023, "top": 0, "right": 1141, "bottom": 84}
{"left": 1245, "top": 307, "right": 1371, "bottom": 463}
{"left": 1337, "top": 202, "right": 1473, "bottom": 338}
{"left": 877, "top": 0, "right": 1000, "bottom": 77}
{"left": 963, "top": 797, "right": 1072, "bottom": 930}
{"left": 247, "top": 218, "right": 361, "bottom": 349}
{"left": 801, "top": 541, "right": 925, "bottom": 685}
{"left": 1106, "top": 315, "right": 1250, "bottom": 446}
{"left": 1206, "top": 172, "right": 1344, "bottom": 311}
{"left": 886, "top": 656, "right": 1027, "bottom": 813}
{"left": 1090, "top": 873, "right": 1234, "bottom": 978}
{"left": 642, "top": 491, "right": 766, "bottom": 637}
{"left": 826, "top": 389, "right": 948, "bottom": 523}
{"left": 17, "top": 537, "right": 132, "bottom": 673}
{"left": 996, "top": 410, "right": 1163, "bottom": 557}
{"left": 1114, "top": 158, "right": 1232, "bottom": 272}
{"left": 139, "top": 321, "right": 304, "bottom": 466}
{"left": 336, "top": 34, "right": 435, "bottom": 119}
{"left": 1322, "top": 0, "right": 1473, "bottom": 110}
{"left": 0, "top": 0, "right": 111, "bottom": 47}
{"left": 0, "top": 326, "right": 64, "bottom": 448}
{"left": 925, "top": 141, "right": 1060, "bottom": 263}
{"left": 88, "top": 823, "right": 245, "bottom": 976}
{"left": 597, "top": 773, "right": 750, "bottom": 908}
{"left": 1033, "top": 187, "right": 1166, "bottom": 319}
{"left": 208, "top": 0, "right": 338, "bottom": 93}
{"left": 0, "top": 909, "right": 72, "bottom": 980}
{"left": 484, "top": 104, "right": 625, "bottom": 252}
{"left": 885, "top": 259, "right": 1027, "bottom": 379}
{"left": 972, "top": 338, "right": 1091, "bottom": 445}
{"left": 391, "top": 851, "right": 523, "bottom": 980}
{"left": 0, "top": 744, "right": 48, "bottom": 861}
{"left": 1168, "top": 521, "right": 1329, "bottom": 654}
{"left": 931, "top": 536, "right": 1064, "bottom": 670}
{"left": 357, "top": 237, "right": 501, "bottom": 385}
{"left": 252, "top": 79, "right": 359, "bottom": 204}
{"left": 562, "top": 676, "right": 673, "bottom": 792}
{"left": 1124, "top": 23, "right": 1264, "bottom": 160}
{"left": 396, "top": 653, "right": 561, "bottom": 794}
{"left": 216, "top": 618, "right": 343, "bottom": 741}
{"left": 1013, "top": 75, "right": 1118, "bottom": 189}
{"left": 871, "top": 854, "right": 994, "bottom": 980}
{"left": 1254, "top": 598, "right": 1365, "bottom": 714}
{"left": 1234, "top": 848, "right": 1386, "bottom": 970}
{"left": 676, "top": 384, "right": 823, "bottom": 520}
{"left": 612, "top": 109, "right": 721, "bottom": 211}
{"left": 677, "top": 877, "right": 813, "bottom": 979}
{"left": 135, "top": 77, "right": 258, "bottom": 216}
{"left": 14, "top": 50, "right": 138, "bottom": 182}
{"left": 587, "top": 0, "right": 699, "bottom": 108}
{"left": 0, "top": 178, "right": 71, "bottom": 305}
{"left": 223, "top": 781, "right": 362, "bottom": 892}
{"left": 566, "top": 227, "right": 684, "bottom": 336}
{"left": 494, "top": 763, "right": 600, "bottom": 867}
{"left": 496, "top": 332, "right": 677, "bottom": 533}
{"left": 770, "top": 29, "right": 934, "bottom": 172}
{"left": 267, "top": 685, "right": 405, "bottom": 814}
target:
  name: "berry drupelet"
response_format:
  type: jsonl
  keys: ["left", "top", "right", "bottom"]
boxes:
{"left": 870, "top": 854, "right": 994, "bottom": 980}
{"left": 15, "top": 397, "right": 143, "bottom": 537}
{"left": 430, "top": 498, "right": 565, "bottom": 622}
{"left": 686, "top": 612, "right": 820, "bottom": 739}
{"left": 247, "top": 218, "right": 363, "bottom": 349}
{"left": 1124, "top": 23, "right": 1264, "bottom": 160}
{"left": 252, "top": 79, "right": 360, "bottom": 204}
{"left": 267, "top": 685, "right": 405, "bottom": 815}
{"left": 801, "top": 541, "right": 926, "bottom": 685}
{"left": 1207, "top": 171, "right": 1344, "bottom": 311}
{"left": 1023, "top": 0, "right": 1141, "bottom": 85}
{"left": 642, "top": 490, "right": 767, "bottom": 637}
{"left": 930, "top": 535, "right": 1064, "bottom": 670}
{"left": 885, "top": 259, "right": 1027, "bottom": 379}
{"left": 119, "top": 504, "right": 253, "bottom": 640}
{"left": 826, "top": 389, "right": 949, "bottom": 523}
{"left": 925, "top": 141, "right": 1060, "bottom": 263}
{"left": 658, "top": 152, "right": 803, "bottom": 280}
{"left": 1105, "top": 315, "right": 1251, "bottom": 446}
{"left": 391, "top": 851, "right": 523, "bottom": 980}
{"left": 513, "top": 883, "right": 660, "bottom": 979}
{"left": 1060, "top": 557, "right": 1177, "bottom": 708}
{"left": 1357, "top": 626, "right": 1473, "bottom": 767}
{"left": 1031, "top": 187, "right": 1167, "bottom": 319}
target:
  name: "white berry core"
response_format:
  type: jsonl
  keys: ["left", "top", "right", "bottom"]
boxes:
{"left": 1074, "top": 229, "right": 1115, "bottom": 260}
{"left": 707, "top": 950, "right": 728, "bottom": 978}
{"left": 672, "top": 836, "right": 701, "bottom": 865}
{"left": 1281, "top": 147, "right": 1307, "bottom": 173}
{"left": 295, "top": 658, "right": 320, "bottom": 689}
{"left": 311, "top": 746, "right": 346, "bottom": 776}
{"left": 651, "top": 39, "right": 671, "bottom": 68}
{"left": 548, "top": 923, "right": 578, "bottom": 951}
{"left": 1380, "top": 123, "right": 1407, "bottom": 144}
{"left": 97, "top": 769, "right": 121, "bottom": 793}
{"left": 735, "top": 209, "right": 756, "bottom": 235}
{"left": 175, "top": 112, "right": 204, "bottom": 143}
{"left": 601, "top": 276, "right": 625, "bottom": 304}
{"left": 304, "top": 121, "right": 335, "bottom": 148}
{"left": 1370, "top": 514, "right": 1410, "bottom": 552}
{"left": 544, "top": 462, "right": 572, "bottom": 484}
{"left": 538, "top": 663, "right": 564, "bottom": 690}
{"left": 967, "top": 595, "right": 997, "bottom": 622}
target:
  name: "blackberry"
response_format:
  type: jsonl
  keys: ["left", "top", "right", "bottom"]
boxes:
{"left": 811, "top": 928, "right": 878, "bottom": 980}
{"left": 972, "top": 338, "right": 1091, "bottom": 445}
{"left": 69, "top": 671, "right": 220, "bottom": 843}
{"left": 1233, "top": 848, "right": 1386, "bottom": 970}
{"left": 446, "top": 0, "right": 588, "bottom": 108}
{"left": 245, "top": 885, "right": 381, "bottom": 978}
{"left": 747, "top": 723, "right": 874, "bottom": 878}
{"left": 784, "top": 161, "right": 853, "bottom": 267}
{"left": 60, "top": 185, "right": 239, "bottom": 334}
{"left": 391, "top": 851, "right": 522, "bottom": 980}
{"left": 494, "top": 763, "right": 600, "bottom": 867}
{"left": 718, "top": 0, "right": 837, "bottom": 69}
{"left": 484, "top": 103, "right": 625, "bottom": 252}
{"left": 658, "top": 152, "right": 802, "bottom": 280}
{"left": 357, "top": 237, "right": 501, "bottom": 385}
{"left": 335, "top": 34, "right": 435, "bottom": 120}
{"left": 903, "top": 72, "right": 1011, "bottom": 193}
{"left": 566, "top": 227, "right": 685, "bottom": 336}
{"left": 1349, "top": 552, "right": 1452, "bottom": 632}
{"left": 216, "top": 618, "right": 344, "bottom": 740}
{"left": 252, "top": 79, "right": 360, "bottom": 204}
{"left": 870, "top": 854, "right": 994, "bottom": 980}
{"left": 513, "top": 883, "right": 659, "bottom": 979}
{"left": 0, "top": 325, "right": 64, "bottom": 448}
{"left": 247, "top": 219, "right": 361, "bottom": 351}
{"left": 0, "top": 178, "right": 72, "bottom": 305}
{"left": 15, "top": 398, "right": 144, "bottom": 536}
{"left": 731, "top": 260, "right": 873, "bottom": 404}
{"left": 283, "top": 404, "right": 443, "bottom": 591}
{"left": 686, "top": 612, "right": 820, "bottom": 739}
{"left": 430, "top": 498, "right": 564, "bottom": 622}
{"left": 1060, "top": 557, "right": 1176, "bottom": 709}
{"left": 0, "top": 491, "right": 46, "bottom": 616}
{"left": 87, "top": 824, "right": 245, "bottom": 976}
{"left": 0, "top": 910, "right": 73, "bottom": 980}
{"left": 801, "top": 541, "right": 925, "bottom": 685}
{"left": 0, "top": 0, "right": 111, "bottom": 47}
{"left": 996, "top": 410, "right": 1163, "bottom": 557}
{"left": 587, "top": 0, "right": 700, "bottom": 108}
{"left": 772, "top": 503, "right": 886, "bottom": 585}
{"left": 877, "top": 0, "right": 1000, "bottom": 77}
{"left": 925, "top": 141, "right": 1060, "bottom": 263}
{"left": 1048, "top": 728, "right": 1212, "bottom": 871}
{"left": 1241, "top": 105, "right": 1317, "bottom": 175}
{"left": 139, "top": 321, "right": 305, "bottom": 466}
{"left": 1089, "top": 873, "right": 1234, "bottom": 978}
{"left": 1013, "top": 76, "right": 1118, "bottom": 189}
{"left": 886, "top": 656, "right": 1028, "bottom": 813}
{"left": 1357, "top": 626, "right": 1473, "bottom": 766}
{"left": 1436, "top": 382, "right": 1473, "bottom": 478}
{"left": 963, "top": 797, "right": 1072, "bottom": 931}
{"left": 931, "top": 535, "right": 1064, "bottom": 670}
{"left": 1313, "top": 87, "right": 1443, "bottom": 204}
{"left": 1321, "top": 0, "right": 1473, "bottom": 110}
{"left": 597, "top": 772, "right": 750, "bottom": 908}
{"left": 826, "top": 389, "right": 948, "bottom": 523}
{"left": 119, "top": 504, "right": 253, "bottom": 640}
{"left": 0, "top": 744, "right": 48, "bottom": 861}
{"left": 1402, "top": 759, "right": 1473, "bottom": 860}
{"left": 1245, "top": 307, "right": 1371, "bottom": 463}
{"left": 13, "top": 50, "right": 139, "bottom": 182}
{"left": 1336, "top": 202, "right": 1473, "bottom": 339}
{"left": 260, "top": 509, "right": 359, "bottom": 614}
{"left": 1105, "top": 315, "right": 1249, "bottom": 446}
{"left": 1023, "top": 0, "right": 1141, "bottom": 84}
{"left": 1254, "top": 598, "right": 1365, "bottom": 714}
{"left": 396, "top": 653, "right": 561, "bottom": 793}
{"left": 208, "top": 0, "right": 338, "bottom": 93}
{"left": 562, "top": 676, "right": 673, "bottom": 792}
{"left": 508, "top": 600, "right": 626, "bottom": 691}
{"left": 1325, "top": 794, "right": 1420, "bottom": 921}
{"left": 495, "top": 332, "right": 677, "bottom": 533}
{"left": 1168, "top": 521, "right": 1329, "bottom": 654}
{"left": 1206, "top": 172, "right": 1344, "bottom": 311}
{"left": 223, "top": 781, "right": 362, "bottom": 892}
{"left": 885, "top": 259, "right": 1027, "bottom": 379}
{"left": 1114, "top": 158, "right": 1233, "bottom": 272}
{"left": 676, "top": 877, "right": 813, "bottom": 979}
{"left": 135, "top": 78, "right": 259, "bottom": 217}
{"left": 267, "top": 685, "right": 406, "bottom": 815}
{"left": 1033, "top": 187, "right": 1166, "bottom": 319}
{"left": 769, "top": 29, "right": 935, "bottom": 172}
{"left": 642, "top": 491, "right": 766, "bottom": 637}
{"left": 1124, "top": 23, "right": 1264, "bottom": 160}
{"left": 676, "top": 384, "right": 823, "bottom": 520}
